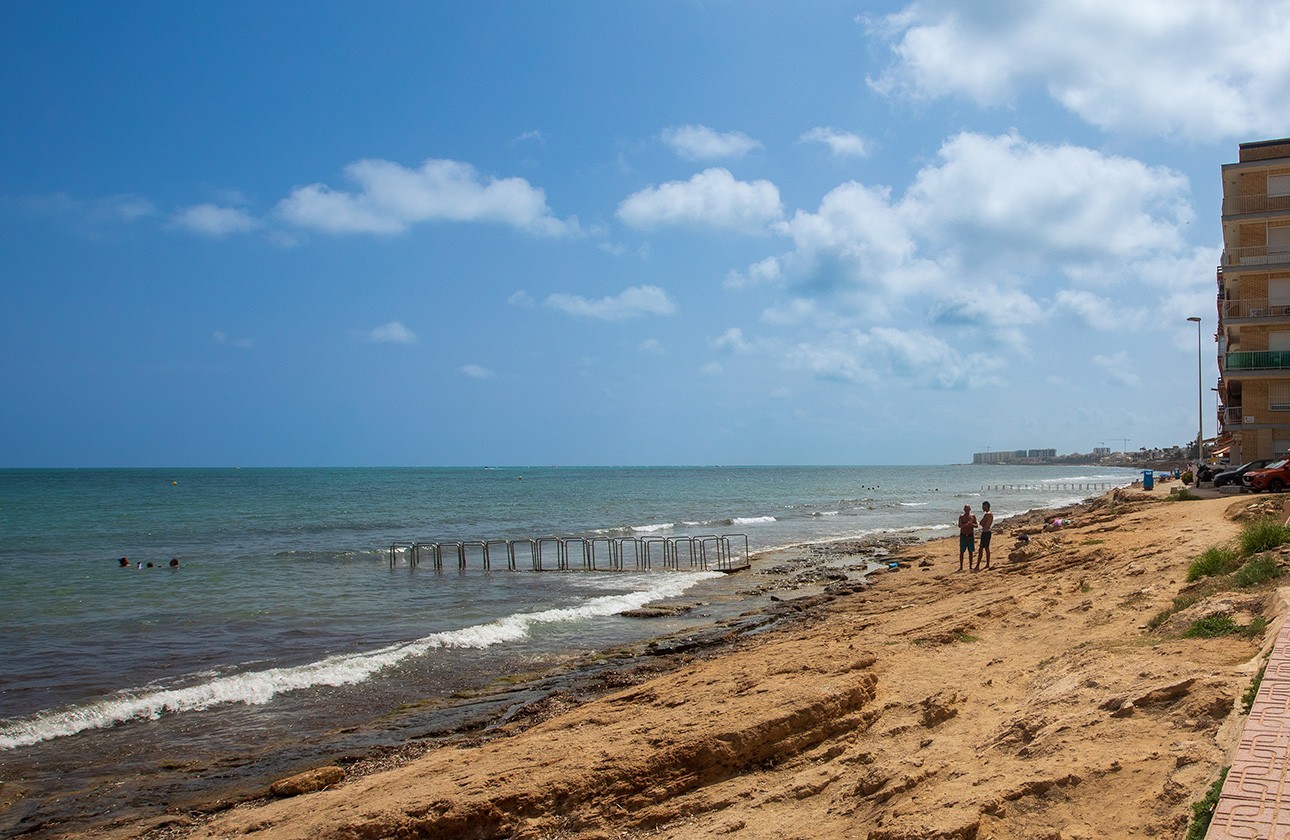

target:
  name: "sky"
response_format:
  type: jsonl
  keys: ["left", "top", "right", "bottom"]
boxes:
{"left": 3, "top": 0, "right": 1288, "bottom": 468}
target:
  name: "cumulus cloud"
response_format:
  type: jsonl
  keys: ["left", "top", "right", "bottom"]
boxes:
{"left": 867, "top": 0, "right": 1290, "bottom": 142}
{"left": 801, "top": 127, "right": 870, "bottom": 157}
{"left": 277, "top": 157, "right": 577, "bottom": 237}
{"left": 747, "top": 131, "right": 1196, "bottom": 388}
{"left": 618, "top": 168, "right": 784, "bottom": 234}
{"left": 785, "top": 339, "right": 875, "bottom": 385}
{"left": 368, "top": 321, "right": 417, "bottom": 344}
{"left": 766, "top": 132, "right": 1191, "bottom": 304}
{"left": 173, "top": 204, "right": 258, "bottom": 236}
{"left": 1056, "top": 289, "right": 1147, "bottom": 331}
{"left": 460, "top": 364, "right": 495, "bottom": 380}
{"left": 661, "top": 125, "right": 762, "bottom": 160}
{"left": 544, "top": 285, "right": 678, "bottom": 320}
{"left": 507, "top": 290, "right": 536, "bottom": 308}
{"left": 709, "top": 327, "right": 753, "bottom": 353}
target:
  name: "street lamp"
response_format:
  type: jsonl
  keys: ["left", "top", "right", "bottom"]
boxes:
{"left": 1188, "top": 316, "right": 1203, "bottom": 466}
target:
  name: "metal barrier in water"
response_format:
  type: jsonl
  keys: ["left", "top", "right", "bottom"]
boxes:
{"left": 388, "top": 533, "right": 750, "bottom": 573}
{"left": 980, "top": 482, "right": 1123, "bottom": 493}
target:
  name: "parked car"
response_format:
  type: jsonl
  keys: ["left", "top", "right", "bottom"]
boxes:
{"left": 1244, "top": 459, "right": 1290, "bottom": 492}
{"left": 1213, "top": 459, "right": 1276, "bottom": 488}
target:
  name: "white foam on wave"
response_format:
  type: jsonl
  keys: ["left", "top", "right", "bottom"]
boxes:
{"left": 631, "top": 523, "right": 675, "bottom": 534}
{"left": 0, "top": 571, "right": 721, "bottom": 751}
{"left": 732, "top": 516, "right": 776, "bottom": 525}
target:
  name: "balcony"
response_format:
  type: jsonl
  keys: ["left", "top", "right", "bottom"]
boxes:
{"left": 1223, "top": 298, "right": 1290, "bottom": 319}
{"left": 1222, "top": 193, "right": 1290, "bottom": 216}
{"left": 1221, "top": 246, "right": 1290, "bottom": 268}
{"left": 1226, "top": 350, "right": 1290, "bottom": 372}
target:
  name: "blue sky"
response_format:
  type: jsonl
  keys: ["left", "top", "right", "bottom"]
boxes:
{"left": 3, "top": 1, "right": 1287, "bottom": 467}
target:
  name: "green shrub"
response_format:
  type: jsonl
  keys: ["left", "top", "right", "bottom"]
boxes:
{"left": 1235, "top": 556, "right": 1282, "bottom": 588}
{"left": 1243, "top": 615, "right": 1270, "bottom": 638}
{"left": 1238, "top": 518, "right": 1290, "bottom": 555}
{"left": 1180, "top": 470, "right": 1194, "bottom": 484}
{"left": 1186, "top": 768, "right": 1229, "bottom": 840}
{"left": 1243, "top": 664, "right": 1268, "bottom": 713}
{"left": 1187, "top": 546, "right": 1242, "bottom": 582}
{"left": 1168, "top": 489, "right": 1201, "bottom": 502}
{"left": 1183, "top": 616, "right": 1240, "bottom": 638}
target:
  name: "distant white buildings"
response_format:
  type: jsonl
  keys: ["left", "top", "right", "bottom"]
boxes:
{"left": 972, "top": 449, "right": 1058, "bottom": 464}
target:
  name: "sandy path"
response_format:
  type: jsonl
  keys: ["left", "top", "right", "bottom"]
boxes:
{"left": 157, "top": 489, "right": 1284, "bottom": 839}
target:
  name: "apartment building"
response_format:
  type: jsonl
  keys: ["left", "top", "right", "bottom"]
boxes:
{"left": 1217, "top": 137, "right": 1290, "bottom": 463}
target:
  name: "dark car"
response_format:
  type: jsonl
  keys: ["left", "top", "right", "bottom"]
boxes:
{"left": 1245, "top": 459, "right": 1290, "bottom": 492}
{"left": 1214, "top": 459, "right": 1275, "bottom": 487}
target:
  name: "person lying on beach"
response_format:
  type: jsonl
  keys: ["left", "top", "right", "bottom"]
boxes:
{"left": 958, "top": 504, "right": 977, "bottom": 571}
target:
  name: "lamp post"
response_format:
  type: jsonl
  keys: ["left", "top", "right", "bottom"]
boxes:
{"left": 1188, "top": 316, "right": 1203, "bottom": 468}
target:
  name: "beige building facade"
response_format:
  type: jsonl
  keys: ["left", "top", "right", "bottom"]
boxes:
{"left": 1218, "top": 137, "right": 1290, "bottom": 463}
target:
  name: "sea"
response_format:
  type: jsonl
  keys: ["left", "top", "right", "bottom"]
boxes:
{"left": 0, "top": 464, "right": 1141, "bottom": 835}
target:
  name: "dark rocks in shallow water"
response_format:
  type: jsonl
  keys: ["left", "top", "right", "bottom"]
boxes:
{"left": 620, "top": 604, "right": 694, "bottom": 618}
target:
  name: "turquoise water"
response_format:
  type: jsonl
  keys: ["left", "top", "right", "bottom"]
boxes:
{"left": 0, "top": 464, "right": 1137, "bottom": 834}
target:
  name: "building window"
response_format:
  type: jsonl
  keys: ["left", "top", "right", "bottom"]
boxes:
{"left": 1271, "top": 382, "right": 1290, "bottom": 411}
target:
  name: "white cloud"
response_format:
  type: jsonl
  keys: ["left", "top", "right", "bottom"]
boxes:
{"left": 868, "top": 0, "right": 1290, "bottom": 142}
{"left": 661, "top": 125, "right": 762, "bottom": 160}
{"left": 544, "top": 285, "right": 678, "bottom": 320}
{"left": 1056, "top": 289, "right": 1146, "bottom": 331}
{"left": 871, "top": 327, "right": 1006, "bottom": 389}
{"left": 700, "top": 361, "right": 724, "bottom": 376}
{"left": 618, "top": 168, "right": 784, "bottom": 234}
{"left": 801, "top": 127, "right": 870, "bottom": 157}
{"left": 902, "top": 132, "right": 1191, "bottom": 258}
{"left": 368, "top": 321, "right": 417, "bottom": 344}
{"left": 507, "top": 290, "right": 536, "bottom": 308}
{"left": 213, "top": 330, "right": 255, "bottom": 349}
{"left": 709, "top": 327, "right": 753, "bottom": 353}
{"left": 786, "top": 339, "right": 874, "bottom": 385}
{"left": 638, "top": 338, "right": 665, "bottom": 355}
{"left": 26, "top": 192, "right": 156, "bottom": 226}
{"left": 277, "top": 158, "right": 578, "bottom": 237}
{"left": 174, "top": 204, "right": 258, "bottom": 236}
{"left": 767, "top": 132, "right": 1191, "bottom": 306}
{"left": 725, "top": 256, "right": 783, "bottom": 289}
{"left": 1093, "top": 351, "right": 1141, "bottom": 386}
{"left": 460, "top": 364, "right": 495, "bottom": 380}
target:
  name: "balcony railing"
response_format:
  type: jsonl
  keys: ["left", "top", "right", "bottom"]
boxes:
{"left": 1223, "top": 299, "right": 1290, "bottom": 319}
{"left": 1222, "top": 246, "right": 1290, "bottom": 268}
{"left": 1223, "top": 193, "right": 1290, "bottom": 215}
{"left": 1223, "top": 407, "right": 1246, "bottom": 425}
{"left": 1225, "top": 351, "right": 1290, "bottom": 371}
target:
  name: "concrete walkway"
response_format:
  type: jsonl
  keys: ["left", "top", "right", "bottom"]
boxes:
{"left": 1206, "top": 614, "right": 1290, "bottom": 838}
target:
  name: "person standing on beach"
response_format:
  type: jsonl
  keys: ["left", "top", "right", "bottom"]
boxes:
{"left": 958, "top": 504, "right": 977, "bottom": 571}
{"left": 976, "top": 501, "right": 994, "bottom": 571}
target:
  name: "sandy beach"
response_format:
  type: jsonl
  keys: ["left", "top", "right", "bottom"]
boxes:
{"left": 105, "top": 483, "right": 1289, "bottom": 839}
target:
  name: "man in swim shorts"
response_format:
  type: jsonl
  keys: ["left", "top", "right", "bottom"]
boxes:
{"left": 958, "top": 504, "right": 977, "bottom": 571}
{"left": 976, "top": 500, "right": 994, "bottom": 571}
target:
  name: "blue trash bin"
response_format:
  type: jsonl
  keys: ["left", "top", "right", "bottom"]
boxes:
{"left": 1142, "top": 470, "right": 1154, "bottom": 490}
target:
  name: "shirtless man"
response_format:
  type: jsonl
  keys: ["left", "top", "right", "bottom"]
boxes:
{"left": 958, "top": 504, "right": 977, "bottom": 571}
{"left": 976, "top": 500, "right": 994, "bottom": 570}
